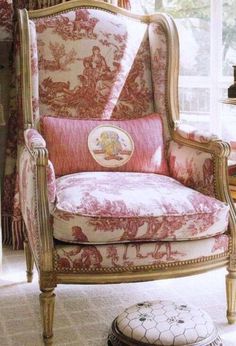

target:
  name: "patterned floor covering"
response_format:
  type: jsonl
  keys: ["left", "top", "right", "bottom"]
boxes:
{"left": 0, "top": 246, "right": 236, "bottom": 346}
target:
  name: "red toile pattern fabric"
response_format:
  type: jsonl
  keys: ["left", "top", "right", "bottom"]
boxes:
{"left": 2, "top": 4, "right": 165, "bottom": 249}
{"left": 0, "top": 0, "right": 13, "bottom": 41}
{"left": 1, "top": 19, "right": 26, "bottom": 248}
{"left": 33, "top": 8, "right": 154, "bottom": 119}
{"left": 149, "top": 22, "right": 170, "bottom": 140}
{"left": 24, "top": 128, "right": 46, "bottom": 149}
{"left": 40, "top": 114, "right": 169, "bottom": 176}
{"left": 18, "top": 146, "right": 55, "bottom": 258}
{"left": 47, "top": 160, "right": 56, "bottom": 205}
{"left": 18, "top": 147, "right": 40, "bottom": 261}
{"left": 29, "top": 20, "right": 40, "bottom": 124}
{"left": 168, "top": 140, "right": 216, "bottom": 197}
{"left": 23, "top": 129, "right": 56, "bottom": 203}
{"left": 52, "top": 172, "right": 229, "bottom": 244}
{"left": 54, "top": 233, "right": 229, "bottom": 272}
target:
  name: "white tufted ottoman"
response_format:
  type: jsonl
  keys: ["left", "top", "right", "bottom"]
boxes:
{"left": 108, "top": 300, "right": 223, "bottom": 346}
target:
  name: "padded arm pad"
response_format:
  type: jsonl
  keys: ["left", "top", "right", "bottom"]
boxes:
{"left": 168, "top": 140, "right": 215, "bottom": 197}
{"left": 24, "top": 128, "right": 46, "bottom": 150}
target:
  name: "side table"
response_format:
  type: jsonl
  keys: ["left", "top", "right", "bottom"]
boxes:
{"left": 221, "top": 98, "right": 236, "bottom": 200}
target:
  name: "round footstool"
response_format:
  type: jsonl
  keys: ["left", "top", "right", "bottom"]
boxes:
{"left": 108, "top": 300, "right": 223, "bottom": 346}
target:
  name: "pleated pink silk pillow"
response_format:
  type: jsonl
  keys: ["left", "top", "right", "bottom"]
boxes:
{"left": 40, "top": 114, "right": 169, "bottom": 177}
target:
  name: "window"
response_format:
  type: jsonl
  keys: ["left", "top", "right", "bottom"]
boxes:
{"left": 130, "top": 0, "right": 236, "bottom": 142}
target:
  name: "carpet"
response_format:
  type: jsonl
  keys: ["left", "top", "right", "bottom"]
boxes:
{"left": 0, "top": 247, "right": 236, "bottom": 346}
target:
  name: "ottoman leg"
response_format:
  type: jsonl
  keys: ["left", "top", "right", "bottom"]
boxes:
{"left": 226, "top": 269, "right": 236, "bottom": 324}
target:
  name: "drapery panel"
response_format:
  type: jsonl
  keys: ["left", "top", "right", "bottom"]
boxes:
{"left": 1, "top": 0, "right": 132, "bottom": 250}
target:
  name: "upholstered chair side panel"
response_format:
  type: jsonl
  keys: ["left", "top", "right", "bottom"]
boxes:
{"left": 33, "top": 7, "right": 154, "bottom": 120}
{"left": 29, "top": 20, "right": 40, "bottom": 126}
{"left": 19, "top": 147, "right": 41, "bottom": 265}
{"left": 149, "top": 21, "right": 170, "bottom": 140}
{"left": 168, "top": 140, "right": 215, "bottom": 197}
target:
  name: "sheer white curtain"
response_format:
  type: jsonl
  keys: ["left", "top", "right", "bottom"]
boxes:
{"left": 130, "top": 0, "right": 236, "bottom": 147}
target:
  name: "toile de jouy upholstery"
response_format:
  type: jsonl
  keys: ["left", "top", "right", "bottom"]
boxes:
{"left": 17, "top": 1, "right": 236, "bottom": 344}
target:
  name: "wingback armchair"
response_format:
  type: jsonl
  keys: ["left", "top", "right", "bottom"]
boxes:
{"left": 17, "top": 0, "right": 236, "bottom": 344}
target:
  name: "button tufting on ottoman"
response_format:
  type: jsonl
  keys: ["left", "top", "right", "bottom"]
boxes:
{"left": 108, "top": 300, "right": 223, "bottom": 346}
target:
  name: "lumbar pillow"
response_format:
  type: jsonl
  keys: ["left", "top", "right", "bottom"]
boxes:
{"left": 40, "top": 114, "right": 169, "bottom": 176}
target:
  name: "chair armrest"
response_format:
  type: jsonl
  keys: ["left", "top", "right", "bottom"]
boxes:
{"left": 19, "top": 131, "right": 55, "bottom": 273}
{"left": 169, "top": 125, "right": 231, "bottom": 199}
{"left": 24, "top": 128, "right": 46, "bottom": 150}
{"left": 170, "top": 125, "right": 236, "bottom": 253}
{"left": 24, "top": 129, "right": 56, "bottom": 203}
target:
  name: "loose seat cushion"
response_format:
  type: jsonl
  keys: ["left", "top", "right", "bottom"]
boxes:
{"left": 108, "top": 300, "right": 222, "bottom": 345}
{"left": 40, "top": 114, "right": 169, "bottom": 176}
{"left": 52, "top": 172, "right": 229, "bottom": 244}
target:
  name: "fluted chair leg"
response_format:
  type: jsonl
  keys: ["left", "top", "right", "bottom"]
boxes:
{"left": 24, "top": 240, "right": 34, "bottom": 282}
{"left": 40, "top": 288, "right": 56, "bottom": 345}
{"left": 226, "top": 271, "right": 236, "bottom": 324}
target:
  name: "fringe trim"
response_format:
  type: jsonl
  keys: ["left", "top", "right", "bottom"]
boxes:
{"left": 2, "top": 215, "right": 12, "bottom": 247}
{"left": 118, "top": 0, "right": 131, "bottom": 10}
{"left": 2, "top": 215, "right": 25, "bottom": 250}
{"left": 12, "top": 218, "right": 26, "bottom": 250}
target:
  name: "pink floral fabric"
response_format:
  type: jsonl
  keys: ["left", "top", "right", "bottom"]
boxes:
{"left": 40, "top": 114, "right": 169, "bottom": 176}
{"left": 24, "top": 128, "right": 46, "bottom": 149}
{"left": 54, "top": 234, "right": 229, "bottom": 271}
{"left": 176, "top": 123, "right": 219, "bottom": 143}
{"left": 33, "top": 8, "right": 154, "bottom": 119}
{"left": 168, "top": 141, "right": 216, "bottom": 197}
{"left": 52, "top": 172, "right": 229, "bottom": 244}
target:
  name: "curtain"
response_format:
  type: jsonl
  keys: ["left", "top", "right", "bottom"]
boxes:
{"left": 118, "top": 0, "right": 131, "bottom": 10}
{"left": 1, "top": 0, "right": 132, "bottom": 249}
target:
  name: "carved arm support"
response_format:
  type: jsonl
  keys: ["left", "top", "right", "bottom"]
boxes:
{"left": 169, "top": 126, "right": 236, "bottom": 256}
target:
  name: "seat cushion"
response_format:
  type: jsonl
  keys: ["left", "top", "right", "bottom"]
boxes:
{"left": 52, "top": 172, "right": 229, "bottom": 244}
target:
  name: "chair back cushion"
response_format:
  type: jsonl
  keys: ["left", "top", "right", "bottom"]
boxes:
{"left": 31, "top": 7, "right": 155, "bottom": 121}
{"left": 40, "top": 114, "right": 169, "bottom": 176}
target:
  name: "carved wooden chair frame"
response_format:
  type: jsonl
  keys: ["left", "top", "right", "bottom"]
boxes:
{"left": 17, "top": 0, "right": 236, "bottom": 344}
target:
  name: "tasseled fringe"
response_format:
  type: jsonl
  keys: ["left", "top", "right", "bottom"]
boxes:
{"left": 2, "top": 215, "right": 25, "bottom": 250}
{"left": 12, "top": 218, "right": 26, "bottom": 250}
{"left": 118, "top": 0, "right": 131, "bottom": 10}
{"left": 28, "top": 0, "right": 70, "bottom": 10}
{"left": 2, "top": 215, "right": 12, "bottom": 247}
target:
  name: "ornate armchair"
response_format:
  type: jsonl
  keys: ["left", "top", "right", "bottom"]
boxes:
{"left": 17, "top": 0, "right": 236, "bottom": 344}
